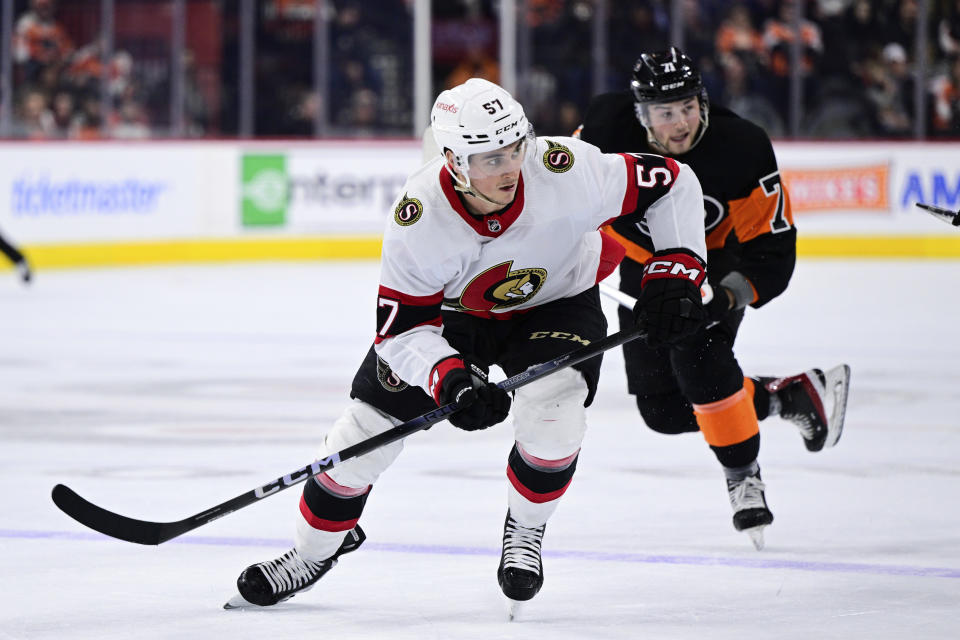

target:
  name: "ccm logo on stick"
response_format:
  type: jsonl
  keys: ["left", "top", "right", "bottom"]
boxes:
{"left": 254, "top": 454, "right": 342, "bottom": 498}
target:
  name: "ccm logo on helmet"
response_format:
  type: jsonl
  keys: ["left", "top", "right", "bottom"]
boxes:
{"left": 496, "top": 121, "right": 519, "bottom": 135}
{"left": 660, "top": 81, "right": 685, "bottom": 91}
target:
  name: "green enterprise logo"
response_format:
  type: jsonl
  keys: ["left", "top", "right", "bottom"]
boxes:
{"left": 242, "top": 154, "right": 288, "bottom": 226}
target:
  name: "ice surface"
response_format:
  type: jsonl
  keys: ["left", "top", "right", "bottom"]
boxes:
{"left": 1, "top": 259, "right": 958, "bottom": 639}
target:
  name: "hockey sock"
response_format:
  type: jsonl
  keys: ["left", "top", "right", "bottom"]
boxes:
{"left": 506, "top": 444, "right": 579, "bottom": 527}
{"left": 693, "top": 387, "right": 760, "bottom": 448}
{"left": 295, "top": 473, "right": 370, "bottom": 561}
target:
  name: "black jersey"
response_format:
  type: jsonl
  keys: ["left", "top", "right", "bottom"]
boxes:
{"left": 578, "top": 90, "right": 795, "bottom": 308}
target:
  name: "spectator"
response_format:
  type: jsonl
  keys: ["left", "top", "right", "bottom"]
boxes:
{"left": 110, "top": 98, "right": 151, "bottom": 139}
{"left": 720, "top": 52, "right": 785, "bottom": 137}
{"left": 930, "top": 54, "right": 960, "bottom": 135}
{"left": 936, "top": 0, "right": 960, "bottom": 59}
{"left": 715, "top": 3, "right": 765, "bottom": 74}
{"left": 761, "top": 0, "right": 823, "bottom": 78}
{"left": 181, "top": 50, "right": 211, "bottom": 137}
{"left": 49, "top": 89, "right": 77, "bottom": 138}
{"left": 760, "top": 0, "right": 824, "bottom": 124}
{"left": 14, "top": 88, "right": 55, "bottom": 139}
{"left": 882, "top": 0, "right": 920, "bottom": 53}
{"left": 863, "top": 44, "right": 913, "bottom": 137}
{"left": 445, "top": 46, "right": 499, "bottom": 89}
{"left": 347, "top": 88, "right": 379, "bottom": 136}
{"left": 13, "top": 0, "right": 74, "bottom": 86}
{"left": 69, "top": 92, "right": 103, "bottom": 140}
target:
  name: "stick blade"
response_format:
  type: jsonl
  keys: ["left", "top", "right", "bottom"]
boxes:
{"left": 916, "top": 202, "right": 960, "bottom": 225}
{"left": 51, "top": 484, "right": 173, "bottom": 545}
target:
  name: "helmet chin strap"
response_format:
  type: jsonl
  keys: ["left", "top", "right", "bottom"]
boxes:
{"left": 446, "top": 162, "right": 511, "bottom": 210}
{"left": 453, "top": 181, "right": 508, "bottom": 209}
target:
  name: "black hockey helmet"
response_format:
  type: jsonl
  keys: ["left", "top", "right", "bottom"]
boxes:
{"left": 630, "top": 47, "right": 709, "bottom": 150}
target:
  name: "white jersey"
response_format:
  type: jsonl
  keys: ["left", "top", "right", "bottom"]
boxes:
{"left": 374, "top": 135, "right": 706, "bottom": 395}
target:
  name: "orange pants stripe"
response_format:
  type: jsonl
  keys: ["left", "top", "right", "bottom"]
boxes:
{"left": 693, "top": 378, "right": 759, "bottom": 447}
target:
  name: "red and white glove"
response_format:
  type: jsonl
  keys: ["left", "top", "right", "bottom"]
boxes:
{"left": 633, "top": 249, "right": 707, "bottom": 346}
{"left": 429, "top": 356, "right": 511, "bottom": 431}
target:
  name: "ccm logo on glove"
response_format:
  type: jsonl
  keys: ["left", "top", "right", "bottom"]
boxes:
{"left": 641, "top": 254, "right": 706, "bottom": 286}
{"left": 634, "top": 249, "right": 708, "bottom": 347}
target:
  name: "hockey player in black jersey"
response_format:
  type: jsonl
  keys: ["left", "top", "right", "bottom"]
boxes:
{"left": 576, "top": 47, "right": 850, "bottom": 549}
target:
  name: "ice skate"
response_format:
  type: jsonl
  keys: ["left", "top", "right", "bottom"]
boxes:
{"left": 765, "top": 364, "right": 851, "bottom": 452}
{"left": 497, "top": 511, "right": 545, "bottom": 620}
{"left": 727, "top": 472, "right": 773, "bottom": 550}
{"left": 15, "top": 260, "right": 31, "bottom": 284}
{"left": 224, "top": 526, "right": 365, "bottom": 609}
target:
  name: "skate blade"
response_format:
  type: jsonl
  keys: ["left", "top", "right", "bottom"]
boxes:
{"left": 507, "top": 598, "right": 525, "bottom": 621}
{"left": 824, "top": 364, "right": 851, "bottom": 448}
{"left": 223, "top": 593, "right": 257, "bottom": 610}
{"left": 745, "top": 526, "right": 767, "bottom": 551}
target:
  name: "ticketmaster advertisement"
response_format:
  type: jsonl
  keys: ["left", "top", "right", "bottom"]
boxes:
{"left": 0, "top": 143, "right": 235, "bottom": 243}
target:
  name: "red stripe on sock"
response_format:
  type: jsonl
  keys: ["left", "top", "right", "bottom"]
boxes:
{"left": 299, "top": 496, "right": 359, "bottom": 532}
{"left": 506, "top": 465, "right": 572, "bottom": 504}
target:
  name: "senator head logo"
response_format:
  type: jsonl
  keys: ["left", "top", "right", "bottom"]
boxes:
{"left": 458, "top": 262, "right": 548, "bottom": 312}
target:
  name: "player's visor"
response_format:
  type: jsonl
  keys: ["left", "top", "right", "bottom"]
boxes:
{"left": 466, "top": 138, "right": 528, "bottom": 179}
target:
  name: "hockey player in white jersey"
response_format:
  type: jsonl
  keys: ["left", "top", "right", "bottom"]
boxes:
{"left": 228, "top": 78, "right": 708, "bottom": 615}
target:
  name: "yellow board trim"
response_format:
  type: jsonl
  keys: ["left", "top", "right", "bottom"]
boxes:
{"left": 4, "top": 234, "right": 960, "bottom": 271}
{"left": 7, "top": 236, "right": 384, "bottom": 270}
{"left": 798, "top": 235, "right": 960, "bottom": 258}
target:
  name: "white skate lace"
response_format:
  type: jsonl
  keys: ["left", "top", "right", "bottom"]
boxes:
{"left": 728, "top": 475, "right": 767, "bottom": 511}
{"left": 258, "top": 549, "right": 326, "bottom": 595}
{"left": 787, "top": 412, "right": 817, "bottom": 440}
{"left": 502, "top": 518, "right": 544, "bottom": 574}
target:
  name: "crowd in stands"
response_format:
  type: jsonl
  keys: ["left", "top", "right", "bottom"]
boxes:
{"left": 6, "top": 0, "right": 960, "bottom": 140}
{"left": 10, "top": 0, "right": 154, "bottom": 139}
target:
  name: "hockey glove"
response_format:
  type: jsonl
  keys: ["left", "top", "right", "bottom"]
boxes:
{"left": 705, "top": 284, "right": 734, "bottom": 323}
{"left": 430, "top": 356, "right": 511, "bottom": 431}
{"left": 634, "top": 249, "right": 707, "bottom": 346}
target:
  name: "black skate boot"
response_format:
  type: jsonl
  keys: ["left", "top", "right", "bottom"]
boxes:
{"left": 15, "top": 259, "right": 31, "bottom": 284}
{"left": 497, "top": 511, "right": 545, "bottom": 619}
{"left": 224, "top": 526, "right": 365, "bottom": 609}
{"left": 765, "top": 365, "right": 851, "bottom": 452}
{"left": 727, "top": 471, "right": 774, "bottom": 550}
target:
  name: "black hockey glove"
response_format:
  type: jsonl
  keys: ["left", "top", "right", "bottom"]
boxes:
{"left": 430, "top": 356, "right": 511, "bottom": 431}
{"left": 705, "top": 284, "right": 734, "bottom": 323}
{"left": 633, "top": 249, "right": 707, "bottom": 347}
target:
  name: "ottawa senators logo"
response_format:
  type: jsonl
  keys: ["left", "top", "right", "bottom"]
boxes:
{"left": 457, "top": 261, "right": 548, "bottom": 312}
{"left": 394, "top": 193, "right": 423, "bottom": 226}
{"left": 376, "top": 356, "right": 408, "bottom": 392}
{"left": 542, "top": 140, "right": 574, "bottom": 173}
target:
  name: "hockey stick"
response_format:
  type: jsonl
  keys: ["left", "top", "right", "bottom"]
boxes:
{"left": 599, "top": 281, "right": 714, "bottom": 308}
{"left": 916, "top": 202, "right": 960, "bottom": 227}
{"left": 52, "top": 324, "right": 645, "bottom": 545}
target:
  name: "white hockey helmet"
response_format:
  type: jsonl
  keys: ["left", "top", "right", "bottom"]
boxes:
{"left": 430, "top": 78, "right": 532, "bottom": 189}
